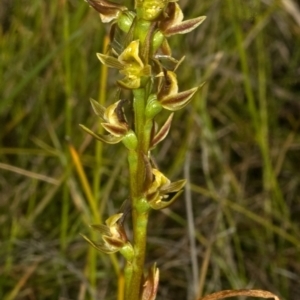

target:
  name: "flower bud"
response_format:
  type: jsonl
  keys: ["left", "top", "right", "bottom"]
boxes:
{"left": 117, "top": 11, "right": 136, "bottom": 33}
{"left": 122, "top": 130, "right": 138, "bottom": 150}
{"left": 145, "top": 94, "right": 162, "bottom": 119}
{"left": 152, "top": 30, "right": 165, "bottom": 53}
{"left": 141, "top": 263, "right": 159, "bottom": 300}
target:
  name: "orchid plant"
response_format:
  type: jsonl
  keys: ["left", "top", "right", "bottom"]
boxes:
{"left": 80, "top": 1, "right": 281, "bottom": 300}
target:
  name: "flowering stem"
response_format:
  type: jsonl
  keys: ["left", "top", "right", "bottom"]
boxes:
{"left": 126, "top": 87, "right": 151, "bottom": 299}
{"left": 81, "top": 1, "right": 207, "bottom": 299}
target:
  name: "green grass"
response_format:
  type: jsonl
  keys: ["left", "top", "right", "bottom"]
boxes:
{"left": 1, "top": 0, "right": 300, "bottom": 299}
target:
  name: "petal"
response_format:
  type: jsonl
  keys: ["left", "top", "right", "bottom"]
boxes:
{"left": 157, "top": 70, "right": 178, "bottom": 100}
{"left": 104, "top": 100, "right": 128, "bottom": 126}
{"left": 103, "top": 235, "right": 125, "bottom": 248}
{"left": 105, "top": 213, "right": 127, "bottom": 241}
{"left": 101, "top": 122, "right": 128, "bottom": 136}
{"left": 118, "top": 40, "right": 144, "bottom": 68}
{"left": 154, "top": 168, "right": 170, "bottom": 187}
{"left": 149, "top": 169, "right": 170, "bottom": 193}
{"left": 105, "top": 213, "right": 124, "bottom": 227}
{"left": 159, "top": 3, "right": 183, "bottom": 32}
{"left": 79, "top": 124, "right": 123, "bottom": 144}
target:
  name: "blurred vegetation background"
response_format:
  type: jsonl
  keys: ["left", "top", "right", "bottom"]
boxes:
{"left": 1, "top": 0, "right": 300, "bottom": 299}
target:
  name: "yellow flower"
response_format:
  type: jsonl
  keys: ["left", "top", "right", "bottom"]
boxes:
{"left": 97, "top": 40, "right": 151, "bottom": 89}
{"left": 81, "top": 213, "right": 134, "bottom": 260}
{"left": 80, "top": 99, "right": 138, "bottom": 149}
{"left": 159, "top": 3, "right": 206, "bottom": 37}
{"left": 157, "top": 70, "right": 200, "bottom": 111}
{"left": 146, "top": 168, "right": 186, "bottom": 210}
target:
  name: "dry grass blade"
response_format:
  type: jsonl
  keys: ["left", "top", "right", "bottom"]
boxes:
{"left": 4, "top": 260, "right": 41, "bottom": 300}
{"left": 0, "top": 162, "right": 59, "bottom": 185}
{"left": 198, "top": 289, "right": 280, "bottom": 300}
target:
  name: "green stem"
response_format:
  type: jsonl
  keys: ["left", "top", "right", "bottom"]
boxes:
{"left": 126, "top": 87, "right": 151, "bottom": 300}
{"left": 124, "top": 261, "right": 133, "bottom": 299}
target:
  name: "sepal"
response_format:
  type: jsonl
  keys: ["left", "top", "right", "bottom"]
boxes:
{"left": 160, "top": 86, "right": 199, "bottom": 111}
{"left": 159, "top": 3, "right": 206, "bottom": 36}
{"left": 79, "top": 124, "right": 123, "bottom": 144}
{"left": 86, "top": 0, "right": 127, "bottom": 23}
{"left": 158, "top": 70, "right": 202, "bottom": 111}
{"left": 150, "top": 113, "right": 173, "bottom": 148}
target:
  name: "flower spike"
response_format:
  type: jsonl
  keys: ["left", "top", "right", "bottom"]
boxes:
{"left": 80, "top": 0, "right": 209, "bottom": 298}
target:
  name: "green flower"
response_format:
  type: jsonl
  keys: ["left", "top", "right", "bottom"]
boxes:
{"left": 159, "top": 2, "right": 206, "bottom": 36}
{"left": 97, "top": 40, "right": 151, "bottom": 89}
{"left": 156, "top": 70, "right": 199, "bottom": 111}
{"left": 152, "top": 2, "right": 206, "bottom": 55}
{"left": 146, "top": 168, "right": 186, "bottom": 210}
{"left": 80, "top": 99, "right": 138, "bottom": 150}
{"left": 81, "top": 213, "right": 134, "bottom": 260}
